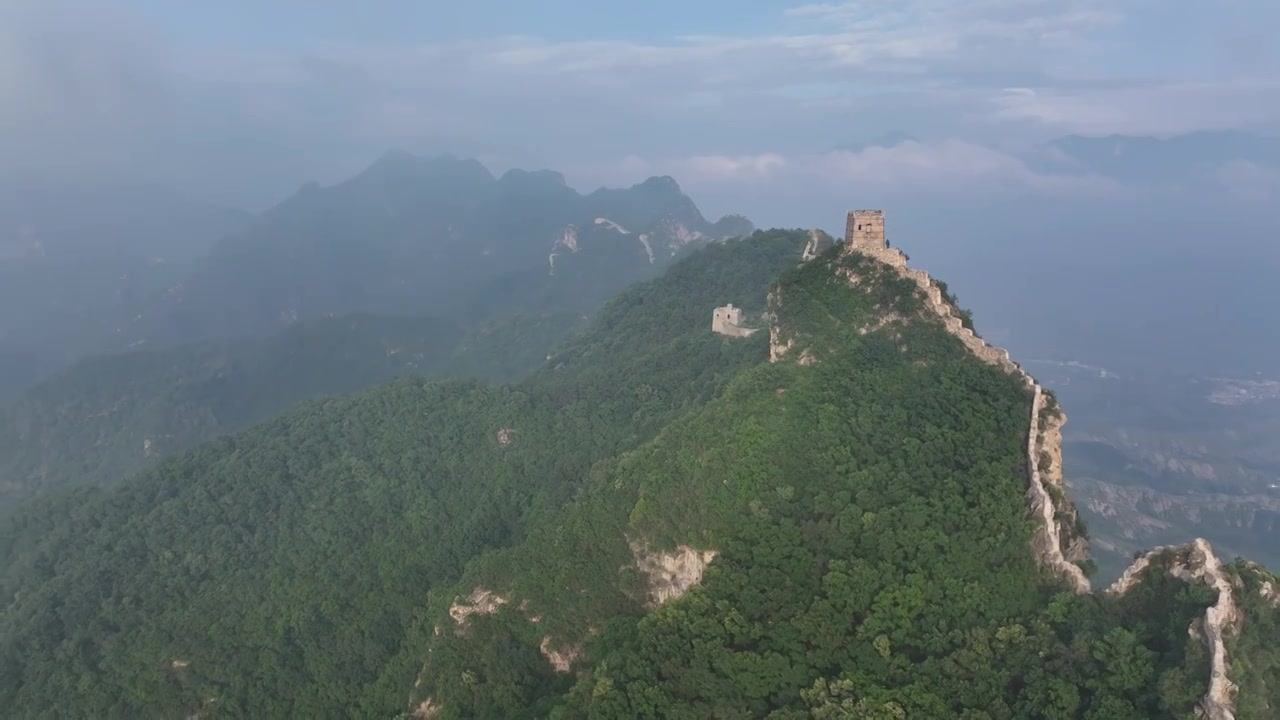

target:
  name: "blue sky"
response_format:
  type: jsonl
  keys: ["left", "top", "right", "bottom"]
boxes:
{"left": 2, "top": 0, "right": 1279, "bottom": 215}
{"left": 128, "top": 1, "right": 799, "bottom": 45}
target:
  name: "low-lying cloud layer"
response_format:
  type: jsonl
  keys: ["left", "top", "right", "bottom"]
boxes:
{"left": 2, "top": 0, "right": 1278, "bottom": 214}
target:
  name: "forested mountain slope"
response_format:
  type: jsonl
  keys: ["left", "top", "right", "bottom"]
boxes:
{"left": 0, "top": 232, "right": 803, "bottom": 718}
{"left": 1, "top": 228, "right": 1276, "bottom": 719}
{"left": 0, "top": 159, "right": 754, "bottom": 505}
{"left": 409, "top": 239, "right": 1277, "bottom": 719}
{"left": 0, "top": 309, "right": 596, "bottom": 506}
{"left": 0, "top": 314, "right": 472, "bottom": 504}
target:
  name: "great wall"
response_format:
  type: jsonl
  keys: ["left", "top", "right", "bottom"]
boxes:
{"left": 835, "top": 209, "right": 1092, "bottom": 593}
{"left": 1107, "top": 539, "right": 1239, "bottom": 720}
{"left": 423, "top": 215, "right": 1260, "bottom": 718}
{"left": 831, "top": 209, "right": 1241, "bottom": 719}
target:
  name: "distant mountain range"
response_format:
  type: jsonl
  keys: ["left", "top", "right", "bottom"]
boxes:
{"left": 0, "top": 153, "right": 754, "bottom": 504}
{"left": 124, "top": 153, "right": 752, "bottom": 350}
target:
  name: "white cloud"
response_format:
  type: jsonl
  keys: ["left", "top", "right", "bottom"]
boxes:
{"left": 992, "top": 81, "right": 1280, "bottom": 135}
{"left": 2, "top": 0, "right": 1277, "bottom": 210}
{"left": 681, "top": 154, "right": 788, "bottom": 180}
{"left": 608, "top": 140, "right": 1120, "bottom": 198}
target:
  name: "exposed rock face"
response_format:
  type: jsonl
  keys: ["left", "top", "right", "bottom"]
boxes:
{"left": 548, "top": 225, "right": 579, "bottom": 272}
{"left": 634, "top": 544, "right": 718, "bottom": 607}
{"left": 448, "top": 588, "right": 508, "bottom": 629}
{"left": 837, "top": 217, "right": 1090, "bottom": 593}
{"left": 412, "top": 698, "right": 439, "bottom": 719}
{"left": 1108, "top": 539, "right": 1239, "bottom": 720}
{"left": 663, "top": 219, "right": 705, "bottom": 249}
{"left": 539, "top": 636, "right": 581, "bottom": 673}
{"left": 767, "top": 289, "right": 794, "bottom": 363}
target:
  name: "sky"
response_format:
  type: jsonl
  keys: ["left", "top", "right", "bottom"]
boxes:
{"left": 3, "top": 0, "right": 1280, "bottom": 216}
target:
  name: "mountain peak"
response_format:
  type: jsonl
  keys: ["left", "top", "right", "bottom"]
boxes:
{"left": 355, "top": 151, "right": 496, "bottom": 187}
{"left": 635, "top": 175, "right": 684, "bottom": 195}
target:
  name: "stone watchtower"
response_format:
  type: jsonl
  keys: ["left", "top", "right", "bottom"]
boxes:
{"left": 845, "top": 210, "right": 886, "bottom": 252}
{"left": 711, "top": 303, "right": 756, "bottom": 337}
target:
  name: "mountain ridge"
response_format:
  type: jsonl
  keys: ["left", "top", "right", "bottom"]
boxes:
{"left": 0, "top": 157, "right": 756, "bottom": 505}
{"left": 128, "top": 152, "right": 752, "bottom": 351}
{"left": 1, "top": 225, "right": 1276, "bottom": 718}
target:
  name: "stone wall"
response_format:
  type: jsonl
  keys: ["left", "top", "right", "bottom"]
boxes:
{"left": 1107, "top": 539, "right": 1240, "bottom": 720}
{"left": 838, "top": 209, "right": 1246, "bottom": 716}
{"left": 1026, "top": 387, "right": 1092, "bottom": 594}
{"left": 839, "top": 213, "right": 1090, "bottom": 594}
{"left": 712, "top": 304, "right": 757, "bottom": 337}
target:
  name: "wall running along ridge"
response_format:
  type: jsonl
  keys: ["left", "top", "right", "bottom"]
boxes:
{"left": 829, "top": 212, "right": 1240, "bottom": 718}
{"left": 807, "top": 227, "right": 1091, "bottom": 594}
{"left": 1107, "top": 539, "right": 1239, "bottom": 720}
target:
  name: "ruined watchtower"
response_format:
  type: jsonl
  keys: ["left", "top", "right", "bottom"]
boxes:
{"left": 845, "top": 210, "right": 886, "bottom": 252}
{"left": 712, "top": 304, "right": 756, "bottom": 337}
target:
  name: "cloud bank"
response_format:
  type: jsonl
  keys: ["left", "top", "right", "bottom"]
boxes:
{"left": 1, "top": 0, "right": 1278, "bottom": 214}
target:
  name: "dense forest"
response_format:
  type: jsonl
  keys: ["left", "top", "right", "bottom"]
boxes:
{"left": 409, "top": 246, "right": 1235, "bottom": 719}
{"left": 0, "top": 154, "right": 756, "bottom": 509}
{"left": 0, "top": 232, "right": 804, "bottom": 718}
{"left": 0, "top": 310, "right": 587, "bottom": 506}
{"left": 1, "top": 231, "right": 1276, "bottom": 718}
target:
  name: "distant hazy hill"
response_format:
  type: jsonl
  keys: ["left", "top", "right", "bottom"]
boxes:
{"left": 0, "top": 314, "right": 458, "bottom": 503}
{"left": 0, "top": 156, "right": 752, "bottom": 503}
{"left": 0, "top": 179, "right": 252, "bottom": 396}
{"left": 0, "top": 308, "right": 592, "bottom": 505}
{"left": 131, "top": 153, "right": 752, "bottom": 347}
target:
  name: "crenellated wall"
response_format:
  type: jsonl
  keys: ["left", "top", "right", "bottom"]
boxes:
{"left": 840, "top": 229, "right": 1091, "bottom": 593}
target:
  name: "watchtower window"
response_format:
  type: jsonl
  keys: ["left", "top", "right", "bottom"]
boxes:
{"left": 857, "top": 224, "right": 862, "bottom": 230}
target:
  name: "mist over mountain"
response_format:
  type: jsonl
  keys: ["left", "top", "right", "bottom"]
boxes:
{"left": 1032, "top": 131, "right": 1280, "bottom": 184}
{"left": 0, "top": 154, "right": 756, "bottom": 506}
{"left": 0, "top": 179, "right": 251, "bottom": 397}
{"left": 753, "top": 132, "right": 1280, "bottom": 380}
{"left": 126, "top": 153, "right": 749, "bottom": 350}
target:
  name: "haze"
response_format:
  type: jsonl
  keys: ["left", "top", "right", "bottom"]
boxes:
{"left": 3, "top": 0, "right": 1279, "bottom": 376}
